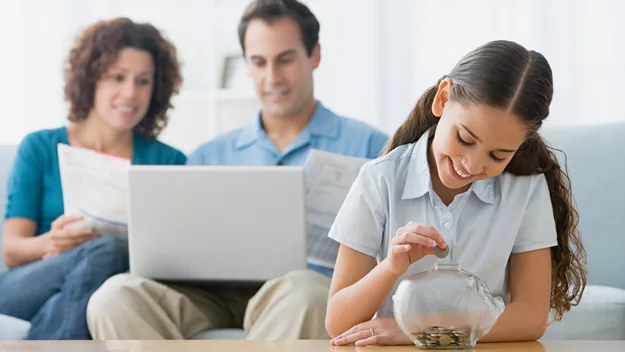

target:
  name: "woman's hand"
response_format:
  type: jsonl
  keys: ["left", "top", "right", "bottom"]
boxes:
{"left": 42, "top": 214, "right": 98, "bottom": 258}
{"left": 381, "top": 222, "right": 447, "bottom": 276}
{"left": 330, "top": 317, "right": 412, "bottom": 347}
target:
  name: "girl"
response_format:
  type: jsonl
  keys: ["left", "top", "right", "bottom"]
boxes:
{"left": 325, "top": 40, "right": 587, "bottom": 346}
{"left": 0, "top": 18, "right": 186, "bottom": 339}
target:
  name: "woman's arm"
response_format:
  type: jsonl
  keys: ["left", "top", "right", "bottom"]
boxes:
{"left": 2, "top": 133, "right": 47, "bottom": 268}
{"left": 480, "top": 248, "right": 552, "bottom": 342}
{"left": 2, "top": 218, "right": 48, "bottom": 268}
{"left": 3, "top": 214, "right": 97, "bottom": 267}
{"left": 326, "top": 245, "right": 397, "bottom": 338}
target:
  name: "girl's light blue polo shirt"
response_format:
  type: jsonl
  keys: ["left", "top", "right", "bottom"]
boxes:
{"left": 328, "top": 129, "right": 558, "bottom": 317}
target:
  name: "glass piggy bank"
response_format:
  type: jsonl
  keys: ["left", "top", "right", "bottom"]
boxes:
{"left": 393, "top": 263, "right": 505, "bottom": 349}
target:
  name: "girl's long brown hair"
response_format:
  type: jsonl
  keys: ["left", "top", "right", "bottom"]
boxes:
{"left": 387, "top": 40, "right": 587, "bottom": 322}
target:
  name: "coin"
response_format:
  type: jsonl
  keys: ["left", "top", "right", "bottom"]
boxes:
{"left": 439, "top": 334, "right": 452, "bottom": 346}
{"left": 433, "top": 245, "right": 449, "bottom": 258}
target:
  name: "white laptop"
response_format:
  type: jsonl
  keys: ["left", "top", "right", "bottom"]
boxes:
{"left": 126, "top": 165, "right": 307, "bottom": 283}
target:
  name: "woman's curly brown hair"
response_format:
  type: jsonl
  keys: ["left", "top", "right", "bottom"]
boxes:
{"left": 64, "top": 17, "right": 182, "bottom": 140}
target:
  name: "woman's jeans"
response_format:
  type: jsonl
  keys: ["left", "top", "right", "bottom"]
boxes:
{"left": 0, "top": 236, "right": 128, "bottom": 339}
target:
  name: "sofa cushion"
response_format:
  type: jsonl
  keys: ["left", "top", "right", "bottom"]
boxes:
{"left": 542, "top": 284, "right": 625, "bottom": 340}
{"left": 0, "top": 314, "right": 29, "bottom": 340}
{"left": 541, "top": 122, "right": 625, "bottom": 289}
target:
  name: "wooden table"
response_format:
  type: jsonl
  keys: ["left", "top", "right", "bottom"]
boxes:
{"left": 0, "top": 340, "right": 623, "bottom": 351}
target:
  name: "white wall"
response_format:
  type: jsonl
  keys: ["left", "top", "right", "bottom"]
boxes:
{"left": 1, "top": 0, "right": 623, "bottom": 152}
{"left": 0, "top": 0, "right": 384, "bottom": 153}
{"left": 0, "top": 1, "right": 26, "bottom": 144}
{"left": 379, "top": 0, "right": 625, "bottom": 132}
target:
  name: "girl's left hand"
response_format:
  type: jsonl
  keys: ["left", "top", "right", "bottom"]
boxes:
{"left": 330, "top": 317, "right": 412, "bottom": 347}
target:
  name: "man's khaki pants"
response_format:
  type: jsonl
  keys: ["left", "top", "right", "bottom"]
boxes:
{"left": 86, "top": 269, "right": 331, "bottom": 340}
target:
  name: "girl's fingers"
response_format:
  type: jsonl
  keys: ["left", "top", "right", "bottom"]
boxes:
{"left": 392, "top": 232, "right": 437, "bottom": 248}
{"left": 390, "top": 244, "right": 411, "bottom": 255}
{"left": 332, "top": 329, "right": 374, "bottom": 346}
{"left": 396, "top": 222, "right": 447, "bottom": 248}
{"left": 354, "top": 335, "right": 380, "bottom": 347}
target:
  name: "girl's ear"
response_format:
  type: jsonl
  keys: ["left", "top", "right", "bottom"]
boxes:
{"left": 432, "top": 78, "right": 453, "bottom": 118}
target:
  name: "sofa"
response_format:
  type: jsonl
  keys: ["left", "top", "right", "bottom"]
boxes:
{"left": 0, "top": 145, "right": 31, "bottom": 340}
{"left": 1, "top": 122, "right": 624, "bottom": 340}
{"left": 538, "top": 122, "right": 625, "bottom": 340}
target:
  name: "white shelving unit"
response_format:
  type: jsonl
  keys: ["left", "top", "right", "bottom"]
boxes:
{"left": 206, "top": 0, "right": 260, "bottom": 144}
{"left": 210, "top": 88, "right": 260, "bottom": 137}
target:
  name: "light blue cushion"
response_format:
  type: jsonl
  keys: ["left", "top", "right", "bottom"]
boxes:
{"left": 0, "top": 314, "right": 29, "bottom": 340}
{"left": 541, "top": 122, "right": 625, "bottom": 289}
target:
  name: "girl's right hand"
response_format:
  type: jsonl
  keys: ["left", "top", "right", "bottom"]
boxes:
{"left": 382, "top": 222, "right": 447, "bottom": 276}
{"left": 42, "top": 214, "right": 98, "bottom": 258}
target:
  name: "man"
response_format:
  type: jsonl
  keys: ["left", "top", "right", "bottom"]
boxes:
{"left": 87, "top": 0, "right": 388, "bottom": 340}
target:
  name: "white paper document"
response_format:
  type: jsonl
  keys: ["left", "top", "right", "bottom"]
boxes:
{"left": 304, "top": 149, "right": 371, "bottom": 269}
{"left": 57, "top": 143, "right": 130, "bottom": 241}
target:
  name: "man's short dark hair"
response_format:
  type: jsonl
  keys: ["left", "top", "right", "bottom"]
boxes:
{"left": 238, "top": 0, "right": 320, "bottom": 56}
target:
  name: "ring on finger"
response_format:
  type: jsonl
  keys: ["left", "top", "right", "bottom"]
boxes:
{"left": 393, "top": 231, "right": 406, "bottom": 244}
{"left": 369, "top": 328, "right": 375, "bottom": 337}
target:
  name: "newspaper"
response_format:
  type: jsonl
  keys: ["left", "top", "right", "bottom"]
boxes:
{"left": 304, "top": 149, "right": 370, "bottom": 269}
{"left": 57, "top": 143, "right": 130, "bottom": 241}
{"left": 55, "top": 143, "right": 370, "bottom": 260}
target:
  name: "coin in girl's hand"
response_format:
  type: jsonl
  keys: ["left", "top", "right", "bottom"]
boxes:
{"left": 433, "top": 245, "right": 449, "bottom": 259}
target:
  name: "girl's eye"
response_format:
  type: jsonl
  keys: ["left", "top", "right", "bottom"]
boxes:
{"left": 458, "top": 131, "right": 506, "bottom": 164}
{"left": 490, "top": 154, "right": 506, "bottom": 164}
{"left": 456, "top": 133, "right": 472, "bottom": 146}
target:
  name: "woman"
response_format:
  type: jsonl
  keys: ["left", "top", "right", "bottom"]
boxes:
{"left": 0, "top": 17, "right": 186, "bottom": 339}
{"left": 325, "top": 40, "right": 587, "bottom": 346}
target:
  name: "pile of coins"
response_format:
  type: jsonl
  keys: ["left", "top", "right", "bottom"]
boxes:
{"left": 409, "top": 325, "right": 473, "bottom": 349}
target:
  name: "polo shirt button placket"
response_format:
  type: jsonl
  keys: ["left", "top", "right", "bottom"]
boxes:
{"left": 440, "top": 212, "right": 454, "bottom": 263}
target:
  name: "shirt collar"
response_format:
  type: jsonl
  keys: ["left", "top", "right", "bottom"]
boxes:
{"left": 401, "top": 128, "right": 496, "bottom": 205}
{"left": 401, "top": 129, "right": 433, "bottom": 200}
{"left": 304, "top": 101, "right": 341, "bottom": 138}
{"left": 471, "top": 177, "right": 496, "bottom": 204}
{"left": 235, "top": 101, "right": 340, "bottom": 150}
